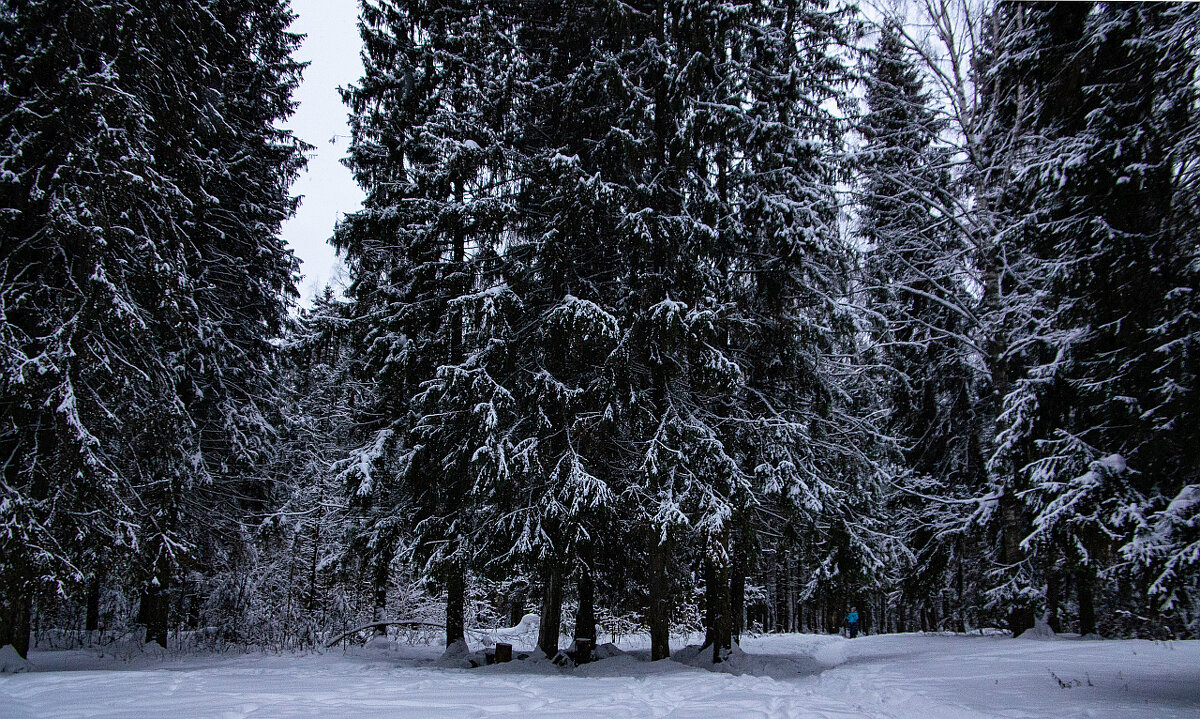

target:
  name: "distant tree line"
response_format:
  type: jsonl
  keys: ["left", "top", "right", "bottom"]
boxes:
{"left": 2, "top": 0, "right": 1198, "bottom": 663}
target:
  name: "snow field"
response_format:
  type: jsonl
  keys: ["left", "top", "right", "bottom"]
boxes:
{"left": 3, "top": 633, "right": 1199, "bottom": 719}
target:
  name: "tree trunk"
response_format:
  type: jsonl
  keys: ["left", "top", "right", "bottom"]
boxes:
{"left": 306, "top": 511, "right": 322, "bottom": 612}
{"left": 774, "top": 555, "right": 787, "bottom": 633}
{"left": 1077, "top": 567, "right": 1096, "bottom": 636}
{"left": 731, "top": 531, "right": 746, "bottom": 642}
{"left": 710, "top": 544, "right": 732, "bottom": 663}
{"left": 999, "top": 490, "right": 1035, "bottom": 636}
{"left": 85, "top": 571, "right": 102, "bottom": 633}
{"left": 1046, "top": 568, "right": 1061, "bottom": 633}
{"left": 0, "top": 584, "right": 31, "bottom": 659}
{"left": 702, "top": 556, "right": 716, "bottom": 648}
{"left": 509, "top": 592, "right": 523, "bottom": 627}
{"left": 786, "top": 557, "right": 796, "bottom": 632}
{"left": 140, "top": 579, "right": 169, "bottom": 648}
{"left": 574, "top": 557, "right": 596, "bottom": 647}
{"left": 445, "top": 561, "right": 465, "bottom": 648}
{"left": 443, "top": 169, "right": 468, "bottom": 653}
{"left": 956, "top": 538, "right": 967, "bottom": 632}
{"left": 371, "top": 547, "right": 393, "bottom": 635}
{"left": 537, "top": 561, "right": 563, "bottom": 658}
{"left": 648, "top": 534, "right": 670, "bottom": 660}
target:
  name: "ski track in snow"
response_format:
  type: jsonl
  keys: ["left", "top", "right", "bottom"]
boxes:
{"left": 3, "top": 633, "right": 1199, "bottom": 719}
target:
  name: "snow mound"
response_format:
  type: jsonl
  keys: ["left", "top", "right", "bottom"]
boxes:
{"left": 436, "top": 639, "right": 474, "bottom": 668}
{"left": 0, "top": 644, "right": 30, "bottom": 673}
{"left": 362, "top": 634, "right": 398, "bottom": 653}
{"left": 675, "top": 640, "right": 847, "bottom": 678}
{"left": 594, "top": 642, "right": 624, "bottom": 660}
{"left": 1017, "top": 615, "right": 1057, "bottom": 640}
{"left": 811, "top": 638, "right": 850, "bottom": 667}
{"left": 672, "top": 643, "right": 753, "bottom": 671}
{"left": 673, "top": 642, "right": 735, "bottom": 666}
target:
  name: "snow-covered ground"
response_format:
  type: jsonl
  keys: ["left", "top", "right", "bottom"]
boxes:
{"left": 3, "top": 632, "right": 1199, "bottom": 718}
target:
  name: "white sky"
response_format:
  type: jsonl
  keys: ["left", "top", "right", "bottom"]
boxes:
{"left": 282, "top": 0, "right": 365, "bottom": 305}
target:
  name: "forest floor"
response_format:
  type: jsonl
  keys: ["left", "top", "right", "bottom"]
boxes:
{"left": 3, "top": 630, "right": 1199, "bottom": 718}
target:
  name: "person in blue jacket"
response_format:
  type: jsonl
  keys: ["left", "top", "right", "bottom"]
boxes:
{"left": 845, "top": 607, "right": 859, "bottom": 638}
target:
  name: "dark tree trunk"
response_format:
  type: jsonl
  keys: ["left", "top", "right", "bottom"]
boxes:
{"left": 371, "top": 547, "right": 393, "bottom": 635}
{"left": 1046, "top": 568, "right": 1061, "bottom": 633}
{"left": 85, "top": 572, "right": 102, "bottom": 633}
{"left": 702, "top": 556, "right": 716, "bottom": 648}
{"left": 574, "top": 556, "right": 596, "bottom": 646}
{"left": 731, "top": 533, "right": 746, "bottom": 642}
{"left": 774, "top": 556, "right": 787, "bottom": 633}
{"left": 1000, "top": 489, "right": 1035, "bottom": 636}
{"left": 0, "top": 584, "right": 31, "bottom": 659}
{"left": 445, "top": 561, "right": 465, "bottom": 648}
{"left": 710, "top": 547, "right": 732, "bottom": 663}
{"left": 138, "top": 548, "right": 172, "bottom": 649}
{"left": 1007, "top": 604, "right": 1034, "bottom": 637}
{"left": 306, "top": 511, "right": 322, "bottom": 612}
{"left": 443, "top": 169, "right": 468, "bottom": 653}
{"left": 787, "top": 558, "right": 797, "bottom": 632}
{"left": 537, "top": 561, "right": 563, "bottom": 658}
{"left": 509, "top": 595, "right": 523, "bottom": 627}
{"left": 999, "top": 493, "right": 1026, "bottom": 566}
{"left": 956, "top": 538, "right": 967, "bottom": 632}
{"left": 140, "top": 579, "right": 169, "bottom": 648}
{"left": 1077, "top": 567, "right": 1096, "bottom": 636}
{"left": 648, "top": 534, "right": 670, "bottom": 660}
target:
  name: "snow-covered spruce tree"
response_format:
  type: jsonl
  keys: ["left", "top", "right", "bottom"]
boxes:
{"left": 715, "top": 0, "right": 903, "bottom": 645}
{"left": 966, "top": 0, "right": 1096, "bottom": 635}
{"left": 145, "top": 0, "right": 305, "bottom": 647}
{"left": 596, "top": 0, "right": 756, "bottom": 662}
{"left": 545, "top": 0, "right": 876, "bottom": 660}
{"left": 856, "top": 19, "right": 984, "bottom": 632}
{"left": 336, "top": 0, "right": 521, "bottom": 652}
{"left": 986, "top": 2, "right": 1200, "bottom": 637}
{"left": 1085, "top": 3, "right": 1200, "bottom": 637}
{"left": 1125, "top": 7, "right": 1200, "bottom": 631}
{"left": 487, "top": 0, "right": 633, "bottom": 659}
{"left": 0, "top": 0, "right": 305, "bottom": 653}
{"left": 0, "top": 0, "right": 180, "bottom": 656}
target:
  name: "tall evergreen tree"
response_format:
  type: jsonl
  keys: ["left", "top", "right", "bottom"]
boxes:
{"left": 857, "top": 19, "right": 984, "bottom": 630}
{"left": 131, "top": 0, "right": 306, "bottom": 647}
{"left": 0, "top": 0, "right": 305, "bottom": 655}
{"left": 990, "top": 2, "right": 1200, "bottom": 635}
{"left": 336, "top": 0, "right": 521, "bottom": 652}
{"left": 969, "top": 0, "right": 1096, "bottom": 634}
{"left": 496, "top": 1, "right": 630, "bottom": 659}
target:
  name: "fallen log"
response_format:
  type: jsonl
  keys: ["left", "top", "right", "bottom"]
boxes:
{"left": 324, "top": 620, "right": 495, "bottom": 648}
{"left": 324, "top": 620, "right": 444, "bottom": 648}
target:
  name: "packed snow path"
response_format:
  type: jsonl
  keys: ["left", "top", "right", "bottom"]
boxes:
{"left": 3, "top": 633, "right": 1198, "bottom": 718}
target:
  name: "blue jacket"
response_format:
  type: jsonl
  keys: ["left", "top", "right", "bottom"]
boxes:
{"left": 846, "top": 611, "right": 859, "bottom": 624}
